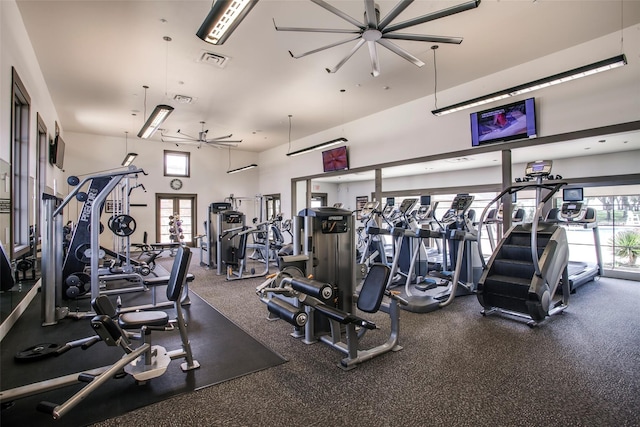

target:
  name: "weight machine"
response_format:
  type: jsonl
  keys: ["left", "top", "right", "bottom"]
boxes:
{"left": 41, "top": 167, "right": 189, "bottom": 325}
{"left": 257, "top": 207, "right": 407, "bottom": 369}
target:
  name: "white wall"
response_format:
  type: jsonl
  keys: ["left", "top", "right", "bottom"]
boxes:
{"left": 259, "top": 25, "right": 640, "bottom": 216}
{"left": 61, "top": 132, "right": 259, "bottom": 246}
{"left": 3, "top": 0, "right": 639, "bottom": 236}
{"left": 0, "top": 0, "right": 63, "bottom": 187}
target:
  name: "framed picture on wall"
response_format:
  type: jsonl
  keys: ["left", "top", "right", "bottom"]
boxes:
{"left": 356, "top": 196, "right": 368, "bottom": 220}
{"left": 105, "top": 200, "right": 122, "bottom": 214}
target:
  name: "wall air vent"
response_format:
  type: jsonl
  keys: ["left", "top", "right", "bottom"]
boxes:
{"left": 198, "top": 51, "right": 231, "bottom": 68}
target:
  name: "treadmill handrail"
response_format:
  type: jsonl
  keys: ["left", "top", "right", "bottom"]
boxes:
{"left": 477, "top": 182, "right": 566, "bottom": 270}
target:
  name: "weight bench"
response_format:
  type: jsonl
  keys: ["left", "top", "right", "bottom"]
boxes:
{"left": 36, "top": 246, "right": 199, "bottom": 419}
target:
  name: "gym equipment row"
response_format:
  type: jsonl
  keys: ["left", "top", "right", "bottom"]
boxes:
{"left": 256, "top": 207, "right": 407, "bottom": 370}
{"left": 0, "top": 246, "right": 199, "bottom": 420}
{"left": 199, "top": 202, "right": 274, "bottom": 281}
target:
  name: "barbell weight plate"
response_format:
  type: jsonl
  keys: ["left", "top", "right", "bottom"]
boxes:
{"left": 15, "top": 343, "right": 61, "bottom": 362}
{"left": 109, "top": 214, "right": 137, "bottom": 236}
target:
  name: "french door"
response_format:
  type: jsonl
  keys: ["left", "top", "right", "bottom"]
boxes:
{"left": 156, "top": 194, "right": 197, "bottom": 246}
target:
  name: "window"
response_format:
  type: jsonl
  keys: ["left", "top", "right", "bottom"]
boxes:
{"left": 11, "top": 68, "right": 31, "bottom": 257}
{"left": 264, "top": 193, "right": 281, "bottom": 221}
{"left": 164, "top": 150, "right": 190, "bottom": 177}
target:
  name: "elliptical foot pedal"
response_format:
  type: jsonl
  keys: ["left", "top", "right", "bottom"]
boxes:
{"left": 415, "top": 278, "right": 438, "bottom": 292}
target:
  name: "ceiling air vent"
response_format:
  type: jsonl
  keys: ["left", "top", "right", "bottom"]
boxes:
{"left": 173, "top": 94, "right": 193, "bottom": 104}
{"left": 198, "top": 51, "right": 230, "bottom": 68}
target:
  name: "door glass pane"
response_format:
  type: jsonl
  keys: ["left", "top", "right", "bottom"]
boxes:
{"left": 178, "top": 199, "right": 192, "bottom": 243}
{"left": 159, "top": 199, "right": 174, "bottom": 243}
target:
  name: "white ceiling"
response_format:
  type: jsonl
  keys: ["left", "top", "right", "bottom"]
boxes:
{"left": 16, "top": 0, "right": 640, "bottom": 155}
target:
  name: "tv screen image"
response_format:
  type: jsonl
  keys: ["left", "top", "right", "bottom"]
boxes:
{"left": 471, "top": 97, "right": 536, "bottom": 146}
{"left": 563, "top": 188, "right": 584, "bottom": 202}
{"left": 322, "top": 146, "right": 349, "bottom": 172}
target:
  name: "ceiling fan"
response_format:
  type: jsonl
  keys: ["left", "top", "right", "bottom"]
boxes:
{"left": 161, "top": 121, "right": 242, "bottom": 148}
{"left": 275, "top": 0, "right": 480, "bottom": 77}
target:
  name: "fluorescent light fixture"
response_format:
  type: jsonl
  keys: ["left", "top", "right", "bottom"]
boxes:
{"left": 196, "top": 0, "right": 258, "bottom": 45}
{"left": 137, "top": 104, "right": 174, "bottom": 138}
{"left": 227, "top": 163, "right": 258, "bottom": 174}
{"left": 432, "top": 54, "right": 627, "bottom": 116}
{"left": 121, "top": 152, "right": 138, "bottom": 167}
{"left": 286, "top": 137, "right": 348, "bottom": 157}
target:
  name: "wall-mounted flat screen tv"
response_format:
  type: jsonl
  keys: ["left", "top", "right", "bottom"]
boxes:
{"left": 322, "top": 145, "right": 349, "bottom": 172}
{"left": 471, "top": 97, "right": 536, "bottom": 147}
{"left": 51, "top": 135, "right": 66, "bottom": 169}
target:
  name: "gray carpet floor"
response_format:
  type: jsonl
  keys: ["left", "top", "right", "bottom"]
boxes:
{"left": 91, "top": 250, "right": 640, "bottom": 427}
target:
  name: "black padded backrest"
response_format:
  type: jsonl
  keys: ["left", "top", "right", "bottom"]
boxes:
{"left": 237, "top": 233, "right": 248, "bottom": 260}
{"left": 0, "top": 241, "right": 15, "bottom": 291}
{"left": 166, "top": 246, "right": 191, "bottom": 302}
{"left": 513, "top": 208, "right": 525, "bottom": 222}
{"left": 546, "top": 207, "right": 560, "bottom": 222}
{"left": 271, "top": 225, "right": 285, "bottom": 245}
{"left": 92, "top": 295, "right": 117, "bottom": 317}
{"left": 357, "top": 263, "right": 391, "bottom": 313}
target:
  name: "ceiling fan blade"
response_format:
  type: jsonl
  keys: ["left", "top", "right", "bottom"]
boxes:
{"left": 207, "top": 134, "right": 234, "bottom": 141}
{"left": 326, "top": 38, "right": 366, "bottom": 74}
{"left": 367, "top": 40, "right": 380, "bottom": 77}
{"left": 273, "top": 20, "right": 360, "bottom": 34}
{"left": 378, "top": 0, "right": 415, "bottom": 30}
{"left": 310, "top": 0, "right": 364, "bottom": 29}
{"left": 377, "top": 39, "right": 425, "bottom": 67}
{"left": 383, "top": 0, "right": 480, "bottom": 33}
{"left": 161, "top": 135, "right": 196, "bottom": 142}
{"left": 364, "top": 0, "right": 378, "bottom": 28}
{"left": 207, "top": 139, "right": 242, "bottom": 144}
{"left": 383, "top": 33, "right": 463, "bottom": 44}
{"left": 290, "top": 35, "right": 361, "bottom": 59}
{"left": 176, "top": 129, "right": 198, "bottom": 140}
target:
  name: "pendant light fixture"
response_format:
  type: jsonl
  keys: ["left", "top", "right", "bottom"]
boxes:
{"left": 226, "top": 146, "right": 258, "bottom": 174}
{"left": 121, "top": 131, "right": 137, "bottom": 166}
{"left": 432, "top": 54, "right": 627, "bottom": 116}
{"left": 138, "top": 37, "right": 175, "bottom": 138}
{"left": 196, "top": 0, "right": 258, "bottom": 45}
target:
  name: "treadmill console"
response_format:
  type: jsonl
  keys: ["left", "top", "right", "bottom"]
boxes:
{"left": 360, "top": 201, "right": 380, "bottom": 219}
{"left": 441, "top": 194, "right": 474, "bottom": 223}
{"left": 525, "top": 160, "right": 553, "bottom": 178}
{"left": 398, "top": 198, "right": 418, "bottom": 215}
{"left": 560, "top": 202, "right": 590, "bottom": 222}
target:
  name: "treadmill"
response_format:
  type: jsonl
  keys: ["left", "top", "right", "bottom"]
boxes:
{"left": 547, "top": 187, "right": 603, "bottom": 292}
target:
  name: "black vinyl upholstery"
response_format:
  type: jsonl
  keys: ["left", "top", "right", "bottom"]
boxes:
{"left": 357, "top": 264, "right": 391, "bottom": 313}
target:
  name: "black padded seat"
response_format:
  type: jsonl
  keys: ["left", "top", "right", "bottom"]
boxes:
{"left": 119, "top": 311, "right": 169, "bottom": 329}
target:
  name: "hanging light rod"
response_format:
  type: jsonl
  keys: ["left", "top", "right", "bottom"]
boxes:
{"left": 227, "top": 163, "right": 258, "bottom": 174}
{"left": 137, "top": 104, "right": 174, "bottom": 139}
{"left": 286, "top": 137, "right": 348, "bottom": 157}
{"left": 121, "top": 153, "right": 138, "bottom": 167}
{"left": 196, "top": 0, "right": 258, "bottom": 45}
{"left": 431, "top": 54, "right": 627, "bottom": 116}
